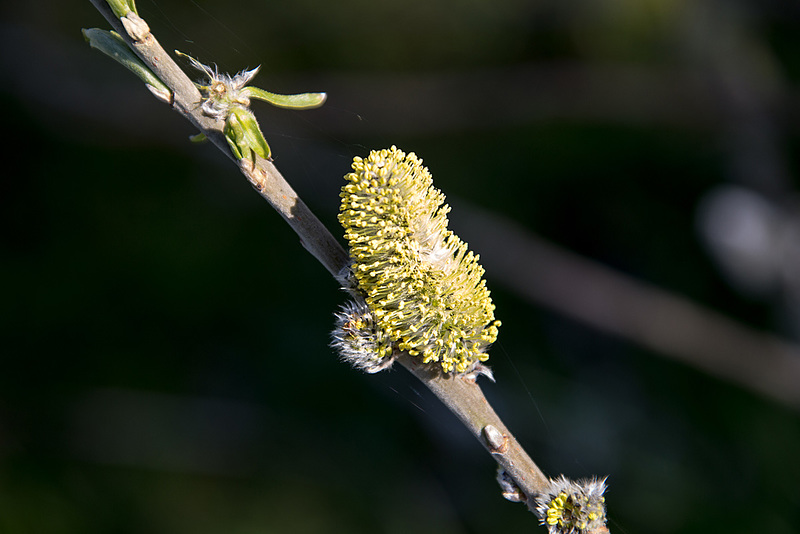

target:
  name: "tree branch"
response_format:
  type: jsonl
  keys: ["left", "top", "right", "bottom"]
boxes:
{"left": 87, "top": 0, "right": 349, "bottom": 281}
{"left": 85, "top": 1, "right": 595, "bottom": 527}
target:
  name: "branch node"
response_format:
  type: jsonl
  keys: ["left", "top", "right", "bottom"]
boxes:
{"left": 496, "top": 467, "right": 527, "bottom": 503}
{"left": 121, "top": 12, "right": 151, "bottom": 42}
{"left": 146, "top": 83, "right": 173, "bottom": 104}
{"left": 482, "top": 424, "right": 509, "bottom": 454}
{"left": 239, "top": 157, "right": 270, "bottom": 193}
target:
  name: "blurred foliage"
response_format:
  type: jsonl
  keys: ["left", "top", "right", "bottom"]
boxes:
{"left": 1, "top": 0, "right": 800, "bottom": 533}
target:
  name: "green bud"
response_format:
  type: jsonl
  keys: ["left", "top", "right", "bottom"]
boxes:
{"left": 178, "top": 52, "right": 326, "bottom": 159}
{"left": 105, "top": 0, "right": 138, "bottom": 18}
{"left": 224, "top": 107, "right": 271, "bottom": 162}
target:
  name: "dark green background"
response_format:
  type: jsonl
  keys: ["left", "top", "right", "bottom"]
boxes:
{"left": 2, "top": 1, "right": 799, "bottom": 533}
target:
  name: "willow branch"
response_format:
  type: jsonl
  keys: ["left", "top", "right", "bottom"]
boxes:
{"left": 85, "top": 0, "right": 569, "bottom": 518}
{"left": 399, "top": 353, "right": 549, "bottom": 497}
{"left": 88, "top": 0, "right": 349, "bottom": 281}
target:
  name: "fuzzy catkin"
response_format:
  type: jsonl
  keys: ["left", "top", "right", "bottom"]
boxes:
{"left": 535, "top": 476, "right": 608, "bottom": 534}
{"left": 338, "top": 146, "right": 500, "bottom": 374}
{"left": 331, "top": 298, "right": 395, "bottom": 373}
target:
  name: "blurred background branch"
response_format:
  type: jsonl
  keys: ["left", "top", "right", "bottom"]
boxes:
{"left": 451, "top": 201, "right": 800, "bottom": 410}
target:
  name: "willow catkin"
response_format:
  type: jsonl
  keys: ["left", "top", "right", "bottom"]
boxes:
{"left": 335, "top": 146, "right": 500, "bottom": 374}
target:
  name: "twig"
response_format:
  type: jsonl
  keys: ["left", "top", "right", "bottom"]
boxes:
{"left": 88, "top": 0, "right": 349, "bottom": 281}
{"left": 399, "top": 353, "right": 549, "bottom": 493}
{"left": 84, "top": 1, "right": 594, "bottom": 526}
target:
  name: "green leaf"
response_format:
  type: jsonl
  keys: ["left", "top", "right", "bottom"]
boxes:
{"left": 224, "top": 107, "right": 271, "bottom": 161}
{"left": 243, "top": 87, "right": 327, "bottom": 110}
{"left": 83, "top": 28, "right": 170, "bottom": 101}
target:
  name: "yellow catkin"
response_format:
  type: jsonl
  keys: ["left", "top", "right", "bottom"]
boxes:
{"left": 338, "top": 146, "right": 500, "bottom": 374}
{"left": 535, "top": 476, "right": 608, "bottom": 534}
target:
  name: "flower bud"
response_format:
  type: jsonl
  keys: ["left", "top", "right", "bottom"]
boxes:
{"left": 331, "top": 298, "right": 395, "bottom": 373}
{"left": 534, "top": 476, "right": 608, "bottom": 534}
